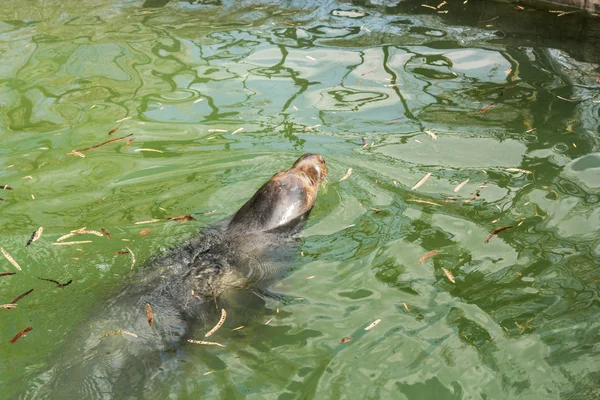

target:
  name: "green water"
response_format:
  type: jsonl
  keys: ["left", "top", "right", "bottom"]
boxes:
{"left": 1, "top": 0, "right": 600, "bottom": 398}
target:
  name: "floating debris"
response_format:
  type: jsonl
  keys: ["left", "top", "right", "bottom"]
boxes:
{"left": 0, "top": 272, "right": 16, "bottom": 277}
{"left": 505, "top": 168, "right": 532, "bottom": 174}
{"left": 340, "top": 168, "right": 352, "bottom": 181}
{"left": 418, "top": 250, "right": 439, "bottom": 264}
{"left": 403, "top": 303, "right": 410, "bottom": 312}
{"left": 53, "top": 241, "right": 93, "bottom": 246}
{"left": 194, "top": 209, "right": 217, "bottom": 216}
{"left": 1, "top": 248, "right": 22, "bottom": 271}
{"left": 208, "top": 129, "right": 227, "bottom": 133}
{"left": 114, "top": 250, "right": 130, "bottom": 255}
{"left": 421, "top": 4, "right": 437, "bottom": 10}
{"left": 478, "top": 103, "right": 495, "bottom": 113}
{"left": 361, "top": 138, "right": 367, "bottom": 148}
{"left": 205, "top": 309, "right": 227, "bottom": 337}
{"left": 0, "top": 304, "right": 17, "bottom": 309}
{"left": 168, "top": 214, "right": 195, "bottom": 222}
{"left": 139, "top": 229, "right": 152, "bottom": 236}
{"left": 306, "top": 275, "right": 315, "bottom": 280}
{"left": 108, "top": 128, "right": 118, "bottom": 135}
{"left": 194, "top": 98, "right": 204, "bottom": 104}
{"left": 203, "top": 371, "right": 215, "bottom": 376}
{"left": 485, "top": 226, "right": 513, "bottom": 243}
{"left": 264, "top": 317, "right": 274, "bottom": 325}
{"left": 232, "top": 326, "right": 244, "bottom": 331}
{"left": 101, "top": 228, "right": 111, "bottom": 240}
{"left": 442, "top": 268, "right": 455, "bottom": 283}
{"left": 364, "top": 319, "right": 381, "bottom": 331}
{"left": 25, "top": 227, "right": 44, "bottom": 247}
{"left": 10, "top": 289, "right": 34, "bottom": 304}
{"left": 100, "top": 329, "right": 138, "bottom": 338}
{"left": 407, "top": 199, "right": 441, "bottom": 207}
{"left": 146, "top": 303, "right": 153, "bottom": 327}
{"left": 69, "top": 133, "right": 134, "bottom": 155}
{"left": 306, "top": 55, "right": 316, "bottom": 61}
{"left": 411, "top": 173, "right": 432, "bottom": 191}
{"left": 304, "top": 124, "right": 321, "bottom": 131}
{"left": 231, "top": 128, "right": 244, "bottom": 135}
{"left": 135, "top": 148, "right": 163, "bottom": 153}
{"left": 453, "top": 179, "right": 470, "bottom": 193}
{"left": 10, "top": 326, "right": 33, "bottom": 344}
{"left": 187, "top": 339, "right": 225, "bottom": 347}
{"left": 37, "top": 277, "right": 72, "bottom": 288}
{"left": 135, "top": 219, "right": 161, "bottom": 225}
{"left": 126, "top": 247, "right": 136, "bottom": 269}
{"left": 425, "top": 130, "right": 437, "bottom": 140}
{"left": 340, "top": 336, "right": 353, "bottom": 344}
{"left": 57, "top": 227, "right": 103, "bottom": 242}
{"left": 1, "top": 185, "right": 14, "bottom": 190}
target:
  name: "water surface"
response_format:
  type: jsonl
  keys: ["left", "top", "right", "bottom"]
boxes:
{"left": 1, "top": 0, "right": 600, "bottom": 398}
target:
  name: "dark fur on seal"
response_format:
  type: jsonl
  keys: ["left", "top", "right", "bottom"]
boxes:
{"left": 19, "top": 154, "right": 326, "bottom": 400}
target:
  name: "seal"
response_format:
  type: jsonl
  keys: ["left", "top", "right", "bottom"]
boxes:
{"left": 20, "top": 153, "right": 327, "bottom": 400}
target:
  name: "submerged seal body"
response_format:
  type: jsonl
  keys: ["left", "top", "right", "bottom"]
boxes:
{"left": 22, "top": 154, "right": 327, "bottom": 399}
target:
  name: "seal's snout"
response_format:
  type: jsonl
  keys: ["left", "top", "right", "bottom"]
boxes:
{"left": 293, "top": 153, "right": 327, "bottom": 185}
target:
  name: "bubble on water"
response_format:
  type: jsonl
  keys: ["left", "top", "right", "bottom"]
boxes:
{"left": 522, "top": 133, "right": 538, "bottom": 143}
{"left": 552, "top": 143, "right": 569, "bottom": 153}
{"left": 562, "top": 153, "right": 600, "bottom": 193}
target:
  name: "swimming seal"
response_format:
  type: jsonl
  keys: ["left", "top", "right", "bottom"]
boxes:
{"left": 20, "top": 153, "right": 327, "bottom": 400}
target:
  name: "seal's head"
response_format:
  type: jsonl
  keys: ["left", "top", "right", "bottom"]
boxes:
{"left": 228, "top": 153, "right": 327, "bottom": 234}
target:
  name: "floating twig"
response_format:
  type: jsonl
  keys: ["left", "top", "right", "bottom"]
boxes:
{"left": 134, "top": 219, "right": 161, "bottom": 225}
{"left": 69, "top": 133, "right": 134, "bottom": 155}
{"left": 37, "top": 277, "right": 73, "bottom": 288}
{"left": 485, "top": 226, "right": 513, "bottom": 243}
{"left": 505, "top": 168, "right": 532, "bottom": 174}
{"left": 53, "top": 241, "right": 93, "bottom": 246}
{"left": 339, "top": 168, "right": 352, "bottom": 181}
{"left": 0, "top": 303, "right": 17, "bottom": 309}
{"left": 407, "top": 199, "right": 441, "bottom": 207}
{"left": 442, "top": 268, "right": 455, "bottom": 283}
{"left": 1, "top": 248, "right": 22, "bottom": 271}
{"left": 168, "top": 214, "right": 195, "bottom": 222}
{"left": 99, "top": 329, "right": 138, "bottom": 338}
{"left": 340, "top": 337, "right": 353, "bottom": 344}
{"left": 101, "top": 228, "right": 111, "bottom": 240}
{"left": 418, "top": 250, "right": 439, "bottom": 264}
{"left": 453, "top": 179, "right": 470, "bottom": 193}
{"left": 205, "top": 309, "right": 227, "bottom": 337}
{"left": 187, "top": 339, "right": 226, "bottom": 347}
{"left": 364, "top": 319, "right": 381, "bottom": 331}
{"left": 10, "top": 327, "right": 33, "bottom": 344}
{"left": 25, "top": 227, "right": 44, "bottom": 247}
{"left": 146, "top": 303, "right": 153, "bottom": 327}
{"left": 10, "top": 289, "right": 34, "bottom": 305}
{"left": 0, "top": 272, "right": 16, "bottom": 277}
{"left": 126, "top": 247, "right": 136, "bottom": 269}
{"left": 411, "top": 173, "right": 432, "bottom": 191}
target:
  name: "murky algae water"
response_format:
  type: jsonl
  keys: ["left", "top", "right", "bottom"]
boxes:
{"left": 1, "top": 0, "right": 600, "bottom": 398}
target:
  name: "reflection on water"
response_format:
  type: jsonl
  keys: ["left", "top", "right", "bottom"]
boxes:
{"left": 1, "top": 0, "right": 600, "bottom": 398}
